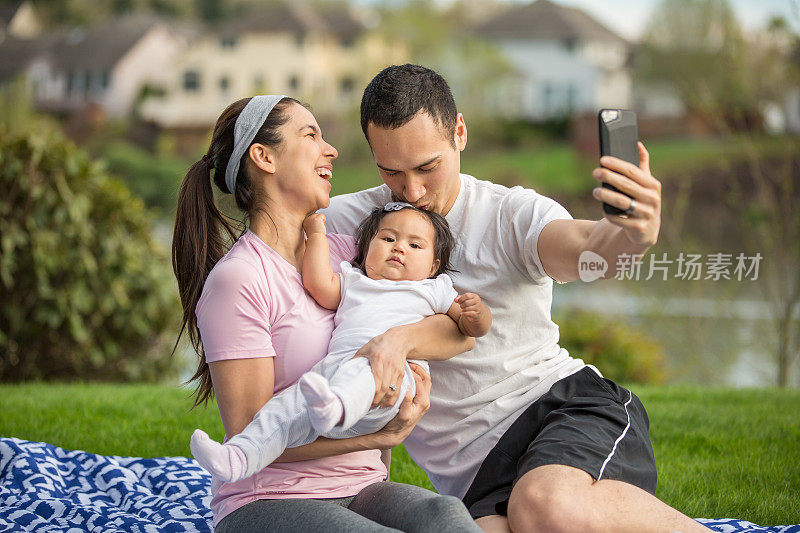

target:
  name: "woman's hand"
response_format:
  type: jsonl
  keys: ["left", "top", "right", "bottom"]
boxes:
{"left": 353, "top": 326, "right": 411, "bottom": 408}
{"left": 371, "top": 364, "right": 432, "bottom": 449}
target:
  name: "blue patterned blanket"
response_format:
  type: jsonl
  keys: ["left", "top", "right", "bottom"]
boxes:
{"left": 0, "top": 438, "right": 797, "bottom": 532}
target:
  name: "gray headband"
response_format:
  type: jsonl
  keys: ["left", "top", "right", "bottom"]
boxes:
{"left": 225, "top": 94, "right": 288, "bottom": 194}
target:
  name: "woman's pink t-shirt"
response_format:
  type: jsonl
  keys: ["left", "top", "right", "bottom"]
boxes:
{"left": 195, "top": 229, "right": 386, "bottom": 527}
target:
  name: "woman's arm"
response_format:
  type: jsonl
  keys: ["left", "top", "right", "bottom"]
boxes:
{"left": 208, "top": 357, "right": 432, "bottom": 463}
{"left": 208, "top": 358, "right": 275, "bottom": 438}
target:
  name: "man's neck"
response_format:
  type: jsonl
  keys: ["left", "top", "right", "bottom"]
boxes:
{"left": 441, "top": 173, "right": 462, "bottom": 217}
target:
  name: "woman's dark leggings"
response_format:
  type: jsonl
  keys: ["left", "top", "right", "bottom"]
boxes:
{"left": 214, "top": 481, "right": 483, "bottom": 532}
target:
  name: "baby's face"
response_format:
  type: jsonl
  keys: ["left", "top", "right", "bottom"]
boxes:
{"left": 363, "top": 209, "right": 440, "bottom": 282}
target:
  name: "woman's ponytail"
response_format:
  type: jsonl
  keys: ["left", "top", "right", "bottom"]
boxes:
{"left": 172, "top": 155, "right": 239, "bottom": 407}
{"left": 171, "top": 96, "right": 298, "bottom": 408}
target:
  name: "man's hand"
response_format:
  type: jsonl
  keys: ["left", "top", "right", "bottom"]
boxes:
{"left": 370, "top": 364, "right": 431, "bottom": 449}
{"left": 591, "top": 142, "right": 661, "bottom": 247}
{"left": 303, "top": 213, "right": 327, "bottom": 236}
{"left": 454, "top": 293, "right": 491, "bottom": 338}
{"left": 353, "top": 326, "right": 410, "bottom": 408}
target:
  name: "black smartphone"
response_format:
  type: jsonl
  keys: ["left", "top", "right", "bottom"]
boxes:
{"left": 598, "top": 109, "right": 638, "bottom": 215}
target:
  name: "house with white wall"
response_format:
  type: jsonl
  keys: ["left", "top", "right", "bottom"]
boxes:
{"left": 0, "top": 16, "right": 183, "bottom": 118}
{"left": 473, "top": 0, "right": 631, "bottom": 121}
{"left": 140, "top": 2, "right": 406, "bottom": 128}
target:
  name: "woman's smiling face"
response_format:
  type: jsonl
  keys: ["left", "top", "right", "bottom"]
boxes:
{"left": 266, "top": 103, "right": 338, "bottom": 214}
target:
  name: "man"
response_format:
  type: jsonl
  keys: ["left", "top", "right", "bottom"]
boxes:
{"left": 322, "top": 64, "right": 707, "bottom": 533}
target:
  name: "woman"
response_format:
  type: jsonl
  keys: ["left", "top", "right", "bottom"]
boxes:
{"left": 172, "top": 95, "right": 482, "bottom": 532}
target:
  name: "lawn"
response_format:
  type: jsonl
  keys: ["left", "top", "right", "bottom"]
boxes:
{"left": 326, "top": 135, "right": 799, "bottom": 201}
{"left": 1, "top": 383, "right": 799, "bottom": 525}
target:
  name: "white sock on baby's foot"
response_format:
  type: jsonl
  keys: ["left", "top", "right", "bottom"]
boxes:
{"left": 190, "top": 429, "right": 247, "bottom": 483}
{"left": 299, "top": 372, "right": 344, "bottom": 434}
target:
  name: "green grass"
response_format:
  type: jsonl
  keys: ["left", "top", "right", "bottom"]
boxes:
{"left": 1, "top": 383, "right": 799, "bottom": 525}
{"left": 326, "top": 136, "right": 799, "bottom": 200}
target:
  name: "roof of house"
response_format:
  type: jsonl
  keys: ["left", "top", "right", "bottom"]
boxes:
{"left": 475, "top": 0, "right": 627, "bottom": 45}
{"left": 0, "top": 1, "right": 25, "bottom": 28}
{"left": 320, "top": 5, "right": 367, "bottom": 44}
{"left": 218, "top": 1, "right": 365, "bottom": 42}
{"left": 0, "top": 33, "right": 52, "bottom": 81}
{"left": 0, "top": 16, "right": 163, "bottom": 81}
{"left": 52, "top": 16, "right": 162, "bottom": 71}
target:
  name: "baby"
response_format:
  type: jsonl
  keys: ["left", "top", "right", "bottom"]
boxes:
{"left": 190, "top": 202, "right": 491, "bottom": 482}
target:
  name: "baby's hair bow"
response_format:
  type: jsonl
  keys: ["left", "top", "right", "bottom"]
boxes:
{"left": 383, "top": 201, "right": 414, "bottom": 212}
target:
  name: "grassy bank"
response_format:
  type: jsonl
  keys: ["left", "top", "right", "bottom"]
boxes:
{"left": 1, "top": 383, "right": 798, "bottom": 525}
{"left": 326, "top": 136, "right": 798, "bottom": 201}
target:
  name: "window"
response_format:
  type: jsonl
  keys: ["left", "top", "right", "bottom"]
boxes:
{"left": 340, "top": 77, "right": 355, "bottom": 97}
{"left": 543, "top": 82, "right": 553, "bottom": 113}
{"left": 183, "top": 70, "right": 200, "bottom": 92}
{"left": 567, "top": 85, "right": 576, "bottom": 110}
{"left": 98, "top": 70, "right": 110, "bottom": 91}
{"left": 67, "top": 70, "right": 88, "bottom": 97}
{"left": 219, "top": 76, "right": 230, "bottom": 93}
{"left": 253, "top": 75, "right": 265, "bottom": 93}
{"left": 220, "top": 35, "right": 237, "bottom": 49}
{"left": 289, "top": 76, "right": 299, "bottom": 91}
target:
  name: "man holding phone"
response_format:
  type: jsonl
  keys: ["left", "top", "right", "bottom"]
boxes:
{"left": 322, "top": 64, "right": 707, "bottom": 532}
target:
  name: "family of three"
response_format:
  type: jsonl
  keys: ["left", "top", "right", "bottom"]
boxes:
{"left": 172, "top": 64, "right": 708, "bottom": 532}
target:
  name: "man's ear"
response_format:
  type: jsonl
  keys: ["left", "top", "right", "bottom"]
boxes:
{"left": 430, "top": 258, "right": 441, "bottom": 277}
{"left": 249, "top": 143, "right": 277, "bottom": 174}
{"left": 454, "top": 113, "right": 467, "bottom": 152}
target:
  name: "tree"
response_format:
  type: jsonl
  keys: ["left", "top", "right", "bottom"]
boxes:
{"left": 373, "top": 0, "right": 514, "bottom": 127}
{"left": 638, "top": 0, "right": 800, "bottom": 386}
{"left": 0, "top": 127, "right": 182, "bottom": 382}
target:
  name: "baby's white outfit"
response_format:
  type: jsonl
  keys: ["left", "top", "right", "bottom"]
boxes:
{"left": 226, "top": 261, "right": 458, "bottom": 478}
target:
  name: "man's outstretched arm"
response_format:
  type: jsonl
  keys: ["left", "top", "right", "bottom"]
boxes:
{"left": 538, "top": 142, "right": 662, "bottom": 282}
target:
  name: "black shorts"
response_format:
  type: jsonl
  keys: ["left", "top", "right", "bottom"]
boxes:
{"left": 461, "top": 367, "right": 657, "bottom": 519}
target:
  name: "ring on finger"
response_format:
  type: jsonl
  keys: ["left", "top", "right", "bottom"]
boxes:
{"left": 389, "top": 384, "right": 397, "bottom": 391}
{"left": 624, "top": 198, "right": 637, "bottom": 216}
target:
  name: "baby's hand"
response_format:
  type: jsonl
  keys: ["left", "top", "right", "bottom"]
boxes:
{"left": 456, "top": 292, "right": 483, "bottom": 321}
{"left": 303, "top": 213, "right": 327, "bottom": 235}
{"left": 455, "top": 292, "right": 491, "bottom": 337}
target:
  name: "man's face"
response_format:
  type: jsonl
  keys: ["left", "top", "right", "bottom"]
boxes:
{"left": 366, "top": 111, "right": 467, "bottom": 216}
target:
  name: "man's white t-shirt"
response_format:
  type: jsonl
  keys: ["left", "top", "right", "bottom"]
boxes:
{"left": 321, "top": 173, "right": 588, "bottom": 498}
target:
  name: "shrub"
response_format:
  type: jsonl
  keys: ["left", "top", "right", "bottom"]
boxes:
{"left": 0, "top": 128, "right": 181, "bottom": 382}
{"left": 555, "top": 311, "right": 667, "bottom": 385}
{"left": 100, "top": 141, "right": 189, "bottom": 218}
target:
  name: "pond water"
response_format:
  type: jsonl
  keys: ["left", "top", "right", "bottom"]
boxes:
{"left": 552, "top": 279, "right": 797, "bottom": 388}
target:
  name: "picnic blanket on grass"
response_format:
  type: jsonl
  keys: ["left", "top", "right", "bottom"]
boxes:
{"left": 1, "top": 438, "right": 797, "bottom": 532}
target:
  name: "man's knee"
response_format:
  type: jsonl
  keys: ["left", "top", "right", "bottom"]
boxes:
{"left": 506, "top": 467, "right": 597, "bottom": 533}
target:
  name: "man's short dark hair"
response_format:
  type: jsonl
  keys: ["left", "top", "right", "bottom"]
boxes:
{"left": 360, "top": 64, "right": 458, "bottom": 147}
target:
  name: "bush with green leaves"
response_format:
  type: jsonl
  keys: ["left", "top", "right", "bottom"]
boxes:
{"left": 0, "top": 128, "right": 181, "bottom": 382}
{"left": 555, "top": 311, "right": 667, "bottom": 385}
{"left": 99, "top": 141, "right": 190, "bottom": 218}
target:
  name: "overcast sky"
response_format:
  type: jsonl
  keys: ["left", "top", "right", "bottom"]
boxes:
{"left": 356, "top": 0, "right": 799, "bottom": 40}
{"left": 556, "top": 0, "right": 798, "bottom": 39}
